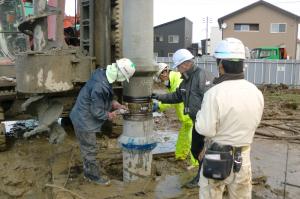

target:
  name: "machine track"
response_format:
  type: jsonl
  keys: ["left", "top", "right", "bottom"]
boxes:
{"left": 0, "top": 78, "right": 16, "bottom": 101}
{"left": 0, "top": 123, "right": 6, "bottom": 151}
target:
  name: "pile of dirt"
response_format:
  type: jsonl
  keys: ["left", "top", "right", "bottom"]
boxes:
{"left": 256, "top": 86, "right": 300, "bottom": 143}
{"left": 259, "top": 83, "right": 289, "bottom": 93}
{"left": 0, "top": 139, "right": 53, "bottom": 198}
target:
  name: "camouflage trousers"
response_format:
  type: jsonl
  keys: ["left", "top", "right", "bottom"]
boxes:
{"left": 199, "top": 147, "right": 252, "bottom": 199}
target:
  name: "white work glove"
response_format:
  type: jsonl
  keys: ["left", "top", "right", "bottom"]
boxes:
{"left": 112, "top": 100, "right": 128, "bottom": 110}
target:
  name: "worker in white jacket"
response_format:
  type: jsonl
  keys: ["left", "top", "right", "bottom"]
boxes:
{"left": 195, "top": 38, "right": 264, "bottom": 199}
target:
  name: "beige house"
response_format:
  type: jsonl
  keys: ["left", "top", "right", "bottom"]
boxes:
{"left": 297, "top": 39, "right": 300, "bottom": 59}
{"left": 218, "top": 0, "right": 300, "bottom": 59}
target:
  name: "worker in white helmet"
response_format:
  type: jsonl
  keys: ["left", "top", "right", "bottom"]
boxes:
{"left": 70, "top": 58, "right": 136, "bottom": 186}
{"left": 152, "top": 49, "right": 214, "bottom": 188}
{"left": 195, "top": 38, "right": 264, "bottom": 198}
{"left": 153, "top": 63, "right": 198, "bottom": 166}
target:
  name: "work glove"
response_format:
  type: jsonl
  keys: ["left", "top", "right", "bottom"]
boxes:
{"left": 152, "top": 102, "right": 159, "bottom": 112}
{"left": 151, "top": 93, "right": 159, "bottom": 100}
{"left": 115, "top": 108, "right": 129, "bottom": 115}
{"left": 107, "top": 111, "right": 117, "bottom": 121}
{"left": 112, "top": 100, "right": 128, "bottom": 110}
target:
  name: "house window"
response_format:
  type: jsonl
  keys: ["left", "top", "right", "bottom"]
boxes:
{"left": 154, "top": 35, "right": 163, "bottom": 42}
{"left": 270, "top": 23, "right": 286, "bottom": 33}
{"left": 234, "top": 24, "right": 259, "bottom": 32}
{"left": 168, "top": 53, "right": 174, "bottom": 57}
{"left": 168, "top": 35, "right": 179, "bottom": 43}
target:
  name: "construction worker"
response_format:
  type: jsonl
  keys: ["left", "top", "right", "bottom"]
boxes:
{"left": 153, "top": 63, "right": 197, "bottom": 166}
{"left": 195, "top": 38, "right": 264, "bottom": 198}
{"left": 151, "top": 49, "right": 214, "bottom": 188}
{"left": 70, "top": 58, "right": 136, "bottom": 186}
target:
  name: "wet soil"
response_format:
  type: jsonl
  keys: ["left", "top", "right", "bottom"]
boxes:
{"left": 0, "top": 133, "right": 198, "bottom": 199}
{"left": 0, "top": 86, "right": 299, "bottom": 199}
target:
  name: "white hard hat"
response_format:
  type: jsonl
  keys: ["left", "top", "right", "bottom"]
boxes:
{"left": 116, "top": 58, "right": 136, "bottom": 82}
{"left": 214, "top": 38, "right": 246, "bottom": 60}
{"left": 153, "top": 63, "right": 169, "bottom": 83}
{"left": 172, "top": 49, "right": 194, "bottom": 69}
{"left": 156, "top": 63, "right": 169, "bottom": 77}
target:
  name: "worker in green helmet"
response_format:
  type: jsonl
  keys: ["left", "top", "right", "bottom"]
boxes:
{"left": 153, "top": 63, "right": 198, "bottom": 166}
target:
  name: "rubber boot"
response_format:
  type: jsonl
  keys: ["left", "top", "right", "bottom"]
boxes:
{"left": 83, "top": 161, "right": 110, "bottom": 186}
{"left": 184, "top": 160, "right": 201, "bottom": 189}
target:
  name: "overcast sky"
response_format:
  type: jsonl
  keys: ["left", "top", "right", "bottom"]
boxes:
{"left": 65, "top": 0, "right": 300, "bottom": 42}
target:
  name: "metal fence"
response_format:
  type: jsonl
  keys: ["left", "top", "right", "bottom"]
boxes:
{"left": 155, "top": 57, "right": 300, "bottom": 87}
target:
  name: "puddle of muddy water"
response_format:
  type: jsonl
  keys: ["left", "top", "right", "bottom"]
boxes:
{"left": 154, "top": 175, "right": 184, "bottom": 198}
{"left": 251, "top": 138, "right": 300, "bottom": 199}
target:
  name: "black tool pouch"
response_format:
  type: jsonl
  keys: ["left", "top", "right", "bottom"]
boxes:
{"left": 203, "top": 143, "right": 233, "bottom": 180}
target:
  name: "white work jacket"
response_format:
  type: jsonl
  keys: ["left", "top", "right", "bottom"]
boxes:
{"left": 195, "top": 79, "right": 264, "bottom": 147}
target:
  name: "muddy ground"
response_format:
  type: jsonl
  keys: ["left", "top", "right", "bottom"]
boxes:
{"left": 0, "top": 85, "right": 299, "bottom": 199}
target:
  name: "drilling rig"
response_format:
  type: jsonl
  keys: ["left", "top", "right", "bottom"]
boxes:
{"left": 0, "top": 0, "right": 157, "bottom": 181}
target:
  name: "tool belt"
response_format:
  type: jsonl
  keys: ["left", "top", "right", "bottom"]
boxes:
{"left": 203, "top": 142, "right": 245, "bottom": 180}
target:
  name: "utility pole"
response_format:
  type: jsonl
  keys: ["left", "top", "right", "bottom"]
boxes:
{"left": 202, "top": 16, "right": 212, "bottom": 55}
{"left": 206, "top": 16, "right": 208, "bottom": 49}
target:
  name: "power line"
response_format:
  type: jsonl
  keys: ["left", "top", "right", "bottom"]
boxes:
{"left": 276, "top": 0, "right": 300, "bottom": 3}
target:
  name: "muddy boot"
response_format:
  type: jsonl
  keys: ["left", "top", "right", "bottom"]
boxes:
{"left": 83, "top": 161, "right": 110, "bottom": 186}
{"left": 184, "top": 171, "right": 200, "bottom": 189}
{"left": 184, "top": 161, "right": 201, "bottom": 189}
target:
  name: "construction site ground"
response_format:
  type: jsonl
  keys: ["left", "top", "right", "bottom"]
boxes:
{"left": 0, "top": 85, "right": 300, "bottom": 199}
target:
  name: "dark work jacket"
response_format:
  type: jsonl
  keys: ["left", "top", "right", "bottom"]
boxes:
{"left": 157, "top": 65, "right": 214, "bottom": 121}
{"left": 70, "top": 69, "right": 113, "bottom": 132}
